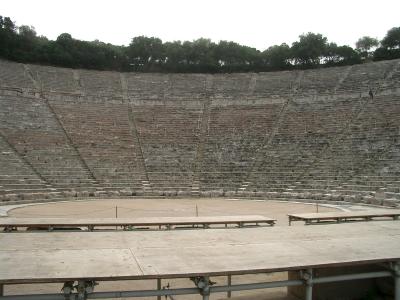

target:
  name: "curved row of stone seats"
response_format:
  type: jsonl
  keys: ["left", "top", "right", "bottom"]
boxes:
{"left": 28, "top": 64, "right": 78, "bottom": 93}
{"left": 0, "top": 58, "right": 399, "bottom": 206}
{"left": 241, "top": 88, "right": 400, "bottom": 205}
{"left": 336, "top": 60, "right": 396, "bottom": 94}
{"left": 133, "top": 103, "right": 202, "bottom": 190}
{"left": 0, "top": 94, "right": 96, "bottom": 187}
{"left": 199, "top": 102, "right": 284, "bottom": 189}
{"left": 253, "top": 71, "right": 298, "bottom": 98}
{"left": 80, "top": 69, "right": 123, "bottom": 98}
{"left": 49, "top": 100, "right": 146, "bottom": 190}
{"left": 126, "top": 73, "right": 168, "bottom": 100}
{"left": 0, "top": 95, "right": 92, "bottom": 185}
{"left": 0, "top": 60, "right": 35, "bottom": 90}
{"left": 296, "top": 66, "right": 345, "bottom": 96}
{"left": 126, "top": 73, "right": 211, "bottom": 101}
{"left": 0, "top": 136, "right": 55, "bottom": 202}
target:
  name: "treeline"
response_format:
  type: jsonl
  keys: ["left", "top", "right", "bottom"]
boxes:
{"left": 1, "top": 15, "right": 399, "bottom": 73}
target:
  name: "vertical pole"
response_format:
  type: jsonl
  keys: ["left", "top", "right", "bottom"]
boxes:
{"left": 393, "top": 262, "right": 400, "bottom": 300}
{"left": 115, "top": 206, "right": 118, "bottom": 230}
{"left": 157, "top": 278, "right": 161, "bottom": 300}
{"left": 227, "top": 275, "right": 232, "bottom": 298}
{"left": 0, "top": 284, "right": 4, "bottom": 296}
{"left": 200, "top": 276, "right": 210, "bottom": 300}
{"left": 305, "top": 282, "right": 313, "bottom": 300}
{"left": 196, "top": 204, "right": 199, "bottom": 217}
{"left": 304, "top": 269, "right": 313, "bottom": 300}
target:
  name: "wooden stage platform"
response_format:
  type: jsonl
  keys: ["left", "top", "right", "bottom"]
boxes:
{"left": 0, "top": 221, "right": 399, "bottom": 299}
{"left": 288, "top": 209, "right": 400, "bottom": 225}
{"left": 0, "top": 215, "right": 276, "bottom": 231}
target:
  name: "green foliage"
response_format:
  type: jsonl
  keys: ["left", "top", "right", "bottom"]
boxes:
{"left": 356, "top": 36, "right": 379, "bottom": 60}
{"left": 291, "top": 33, "right": 328, "bottom": 66}
{"left": 262, "top": 43, "right": 291, "bottom": 70}
{"left": 356, "top": 36, "right": 379, "bottom": 51}
{"left": 128, "top": 36, "right": 164, "bottom": 71}
{"left": 373, "top": 27, "right": 400, "bottom": 61}
{"left": 381, "top": 27, "right": 400, "bottom": 49}
{"left": 325, "top": 43, "right": 361, "bottom": 65}
{"left": 0, "top": 15, "right": 398, "bottom": 73}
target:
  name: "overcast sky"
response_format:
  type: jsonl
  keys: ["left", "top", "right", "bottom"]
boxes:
{"left": 1, "top": 0, "right": 399, "bottom": 50}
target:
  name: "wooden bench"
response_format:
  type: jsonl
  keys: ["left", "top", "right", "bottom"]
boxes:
{"left": 0, "top": 215, "right": 276, "bottom": 232}
{"left": 288, "top": 210, "right": 400, "bottom": 225}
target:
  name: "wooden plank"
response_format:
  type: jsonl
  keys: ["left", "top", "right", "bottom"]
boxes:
{"left": 0, "top": 249, "right": 143, "bottom": 284}
{"left": 0, "top": 222, "right": 399, "bottom": 284}
{"left": 288, "top": 209, "right": 400, "bottom": 223}
{"left": 0, "top": 215, "right": 275, "bottom": 230}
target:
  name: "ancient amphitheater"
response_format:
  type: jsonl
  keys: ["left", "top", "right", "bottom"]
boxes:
{"left": 1, "top": 58, "right": 400, "bottom": 300}
{"left": 0, "top": 58, "right": 399, "bottom": 207}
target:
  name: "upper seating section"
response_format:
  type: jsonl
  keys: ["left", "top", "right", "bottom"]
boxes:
{"left": 0, "top": 60, "right": 35, "bottom": 90}
{"left": 28, "top": 64, "right": 77, "bottom": 93}
{"left": 0, "top": 58, "right": 399, "bottom": 205}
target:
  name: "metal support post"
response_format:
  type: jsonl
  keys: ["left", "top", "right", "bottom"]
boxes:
{"left": 76, "top": 281, "right": 86, "bottom": 300}
{"left": 390, "top": 262, "right": 400, "bottom": 300}
{"left": 192, "top": 276, "right": 212, "bottom": 300}
{"left": 76, "top": 281, "right": 96, "bottom": 300}
{"left": 301, "top": 268, "right": 313, "bottom": 300}
{"left": 227, "top": 275, "right": 232, "bottom": 298}
{"left": 157, "top": 278, "right": 161, "bottom": 300}
{"left": 62, "top": 281, "right": 74, "bottom": 300}
{"left": 0, "top": 284, "right": 4, "bottom": 296}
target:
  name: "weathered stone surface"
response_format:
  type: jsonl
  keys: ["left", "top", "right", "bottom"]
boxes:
{"left": 0, "top": 58, "right": 399, "bottom": 207}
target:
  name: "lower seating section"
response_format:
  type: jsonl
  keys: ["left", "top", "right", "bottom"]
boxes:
{"left": 133, "top": 103, "right": 203, "bottom": 194}
{"left": 200, "top": 103, "right": 283, "bottom": 194}
{"left": 243, "top": 94, "right": 400, "bottom": 206}
{"left": 0, "top": 94, "right": 95, "bottom": 191}
{"left": 49, "top": 98, "right": 146, "bottom": 194}
{"left": 0, "top": 59, "right": 399, "bottom": 206}
{"left": 245, "top": 97, "right": 355, "bottom": 196}
{"left": 0, "top": 134, "right": 53, "bottom": 202}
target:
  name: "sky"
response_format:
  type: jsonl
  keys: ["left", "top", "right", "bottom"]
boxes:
{"left": 1, "top": 0, "right": 399, "bottom": 51}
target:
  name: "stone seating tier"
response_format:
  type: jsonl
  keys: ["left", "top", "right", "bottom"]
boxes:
{"left": 0, "top": 59, "right": 399, "bottom": 206}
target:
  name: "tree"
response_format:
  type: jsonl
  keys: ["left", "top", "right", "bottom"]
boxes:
{"left": 381, "top": 27, "right": 400, "bottom": 49}
{"left": 291, "top": 33, "right": 328, "bottom": 66}
{"left": 56, "top": 33, "right": 73, "bottom": 47}
{"left": 0, "top": 14, "right": 395, "bottom": 73}
{"left": 324, "top": 43, "right": 361, "bottom": 65}
{"left": 0, "top": 16, "right": 18, "bottom": 58}
{"left": 1, "top": 16, "right": 16, "bottom": 32}
{"left": 127, "top": 36, "right": 165, "bottom": 71}
{"left": 262, "top": 43, "right": 291, "bottom": 70}
{"left": 355, "top": 36, "right": 379, "bottom": 59}
{"left": 375, "top": 27, "right": 400, "bottom": 61}
{"left": 18, "top": 25, "right": 37, "bottom": 40}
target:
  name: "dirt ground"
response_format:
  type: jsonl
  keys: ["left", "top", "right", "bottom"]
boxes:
{"left": 4, "top": 198, "right": 339, "bottom": 299}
